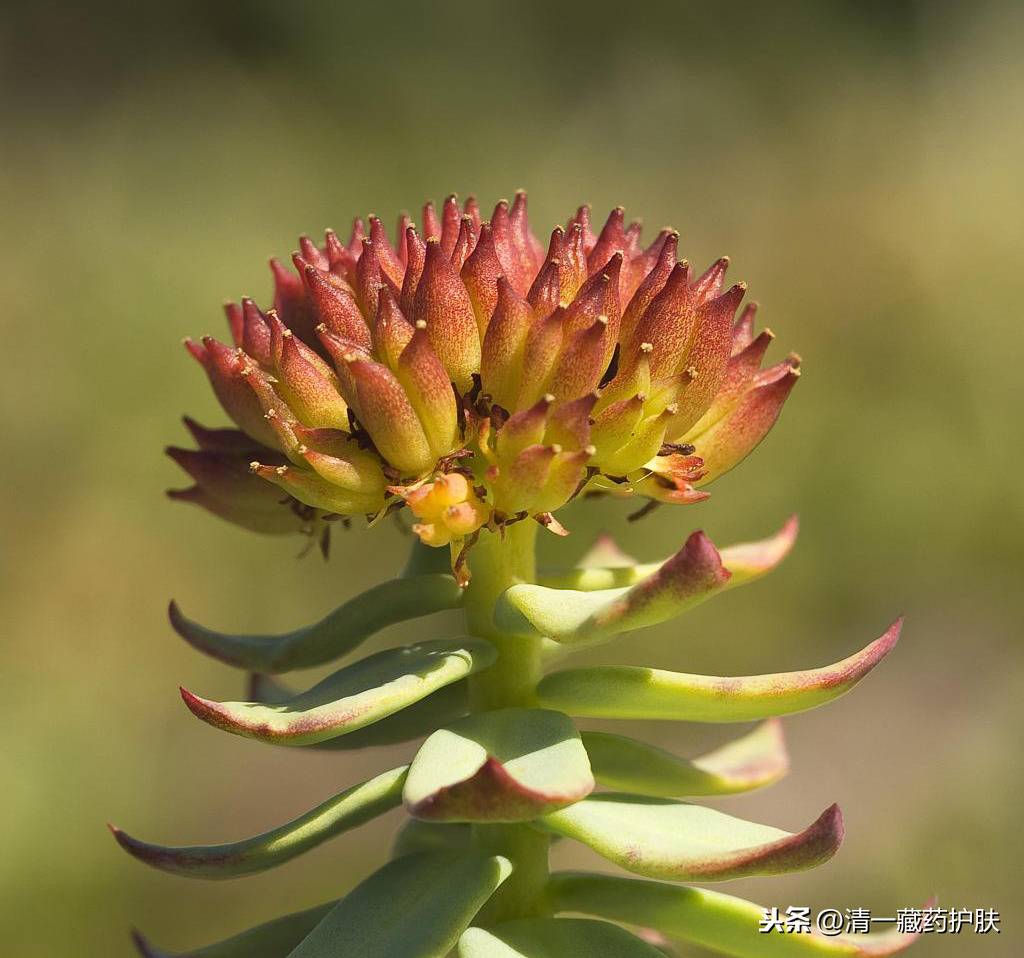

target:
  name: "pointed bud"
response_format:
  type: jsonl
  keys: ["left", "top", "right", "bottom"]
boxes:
{"left": 692, "top": 364, "right": 800, "bottom": 483}
{"left": 547, "top": 315, "right": 611, "bottom": 402}
{"left": 532, "top": 447, "right": 593, "bottom": 513}
{"left": 298, "top": 235, "right": 328, "bottom": 272}
{"left": 562, "top": 254, "right": 622, "bottom": 348}
{"left": 301, "top": 264, "right": 371, "bottom": 350}
{"left": 496, "top": 444, "right": 558, "bottom": 513}
{"left": 464, "top": 195, "right": 482, "bottom": 230}
{"left": 589, "top": 395, "right": 645, "bottom": 464}
{"left": 498, "top": 394, "right": 553, "bottom": 460}
{"left": 167, "top": 484, "right": 303, "bottom": 535}
{"left": 633, "top": 261, "right": 699, "bottom": 380}
{"left": 587, "top": 207, "right": 627, "bottom": 274}
{"left": 422, "top": 200, "right": 441, "bottom": 241}
{"left": 395, "top": 213, "right": 413, "bottom": 267}
{"left": 560, "top": 222, "right": 588, "bottom": 303}
{"left": 461, "top": 223, "right": 503, "bottom": 334}
{"left": 373, "top": 286, "right": 416, "bottom": 370}
{"left": 566, "top": 204, "right": 596, "bottom": 252}
{"left": 527, "top": 259, "right": 561, "bottom": 319}
{"left": 687, "top": 328, "right": 774, "bottom": 436}
{"left": 413, "top": 239, "right": 481, "bottom": 392}
{"left": 731, "top": 302, "right": 758, "bottom": 355}
{"left": 440, "top": 194, "right": 462, "bottom": 257}
{"left": 344, "top": 356, "right": 434, "bottom": 475}
{"left": 600, "top": 407, "right": 672, "bottom": 476}
{"left": 665, "top": 283, "right": 746, "bottom": 439}
{"left": 346, "top": 217, "right": 366, "bottom": 257}
{"left": 239, "top": 298, "right": 273, "bottom": 368}
{"left": 400, "top": 226, "right": 426, "bottom": 316}
{"left": 325, "top": 228, "right": 357, "bottom": 277}
{"left": 450, "top": 216, "right": 478, "bottom": 273}
{"left": 509, "top": 190, "right": 544, "bottom": 278}
{"left": 270, "top": 258, "right": 314, "bottom": 341}
{"left": 489, "top": 199, "right": 525, "bottom": 293}
{"left": 621, "top": 231, "right": 678, "bottom": 349}
{"left": 355, "top": 238, "right": 400, "bottom": 321}
{"left": 692, "top": 256, "right": 731, "bottom": 303}
{"left": 396, "top": 324, "right": 461, "bottom": 459}
{"left": 301, "top": 445, "right": 387, "bottom": 496}
{"left": 192, "top": 337, "right": 280, "bottom": 449}
{"left": 515, "top": 308, "right": 564, "bottom": 409}
{"left": 545, "top": 392, "right": 597, "bottom": 449}
{"left": 366, "top": 215, "right": 405, "bottom": 287}
{"left": 269, "top": 328, "right": 349, "bottom": 430}
{"left": 251, "top": 461, "right": 383, "bottom": 515}
{"left": 480, "top": 277, "right": 534, "bottom": 408}
{"left": 166, "top": 446, "right": 287, "bottom": 512}
{"left": 223, "top": 301, "right": 244, "bottom": 346}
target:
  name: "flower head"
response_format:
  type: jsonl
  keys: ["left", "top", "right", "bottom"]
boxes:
{"left": 171, "top": 193, "right": 799, "bottom": 554}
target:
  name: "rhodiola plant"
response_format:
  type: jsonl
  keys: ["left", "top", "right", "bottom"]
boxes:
{"left": 113, "top": 193, "right": 918, "bottom": 957}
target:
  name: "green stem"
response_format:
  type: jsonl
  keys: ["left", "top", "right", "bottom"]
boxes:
{"left": 462, "top": 520, "right": 549, "bottom": 921}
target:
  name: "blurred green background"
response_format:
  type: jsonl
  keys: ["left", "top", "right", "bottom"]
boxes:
{"left": 3, "top": 1, "right": 1021, "bottom": 955}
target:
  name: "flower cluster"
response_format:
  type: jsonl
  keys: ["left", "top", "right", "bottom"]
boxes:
{"left": 171, "top": 193, "right": 799, "bottom": 559}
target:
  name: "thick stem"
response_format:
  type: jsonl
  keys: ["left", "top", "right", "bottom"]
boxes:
{"left": 464, "top": 521, "right": 540, "bottom": 710}
{"left": 462, "top": 520, "right": 549, "bottom": 921}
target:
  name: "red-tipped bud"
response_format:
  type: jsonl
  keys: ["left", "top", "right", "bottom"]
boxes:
{"left": 691, "top": 361, "right": 800, "bottom": 484}
{"left": 621, "top": 231, "right": 678, "bottom": 349}
{"left": 400, "top": 226, "right": 426, "bottom": 316}
{"left": 545, "top": 392, "right": 597, "bottom": 449}
{"left": 587, "top": 206, "right": 627, "bottom": 274}
{"left": 250, "top": 460, "right": 383, "bottom": 515}
{"left": 373, "top": 286, "right": 416, "bottom": 370}
{"left": 731, "top": 302, "right": 758, "bottom": 355}
{"left": 272, "top": 327, "right": 350, "bottom": 430}
{"left": 547, "top": 315, "right": 611, "bottom": 402}
{"left": 239, "top": 298, "right": 273, "bottom": 368}
{"left": 325, "top": 227, "right": 357, "bottom": 277}
{"left": 396, "top": 324, "right": 461, "bottom": 460}
{"left": 301, "top": 264, "right": 371, "bottom": 350}
{"left": 343, "top": 356, "right": 434, "bottom": 475}
{"left": 527, "top": 259, "right": 561, "bottom": 319}
{"left": 422, "top": 200, "right": 441, "bottom": 242}
{"left": 450, "top": 216, "right": 478, "bottom": 273}
{"left": 190, "top": 337, "right": 280, "bottom": 449}
{"left": 480, "top": 278, "right": 534, "bottom": 408}
{"left": 368, "top": 215, "right": 405, "bottom": 287}
{"left": 355, "top": 238, "right": 400, "bottom": 321}
{"left": 413, "top": 239, "right": 481, "bottom": 392}
{"left": 498, "top": 394, "right": 553, "bottom": 460}
{"left": 223, "top": 301, "right": 244, "bottom": 346}
{"left": 440, "top": 194, "right": 462, "bottom": 257}
{"left": 515, "top": 308, "right": 565, "bottom": 409}
{"left": 461, "top": 223, "right": 504, "bottom": 335}
{"left": 270, "top": 257, "right": 313, "bottom": 341}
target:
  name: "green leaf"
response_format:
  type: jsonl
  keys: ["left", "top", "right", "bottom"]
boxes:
{"left": 111, "top": 766, "right": 406, "bottom": 879}
{"left": 247, "top": 674, "right": 469, "bottom": 750}
{"left": 181, "top": 638, "right": 496, "bottom": 746}
{"left": 169, "top": 574, "right": 463, "bottom": 673}
{"left": 288, "top": 852, "right": 511, "bottom": 958}
{"left": 391, "top": 819, "right": 475, "bottom": 858}
{"left": 403, "top": 708, "right": 595, "bottom": 822}
{"left": 536, "top": 620, "right": 901, "bottom": 722}
{"left": 496, "top": 532, "right": 729, "bottom": 648}
{"left": 537, "top": 518, "right": 797, "bottom": 593}
{"left": 583, "top": 720, "right": 788, "bottom": 797}
{"left": 546, "top": 872, "right": 922, "bottom": 957}
{"left": 459, "top": 918, "right": 665, "bottom": 957}
{"left": 539, "top": 794, "right": 843, "bottom": 881}
{"left": 131, "top": 902, "right": 335, "bottom": 957}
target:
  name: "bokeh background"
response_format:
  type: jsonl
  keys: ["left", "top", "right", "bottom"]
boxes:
{"left": 3, "top": 1, "right": 1021, "bottom": 955}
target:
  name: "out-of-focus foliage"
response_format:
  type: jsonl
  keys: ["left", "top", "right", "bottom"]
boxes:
{"left": 1, "top": 1, "right": 1020, "bottom": 955}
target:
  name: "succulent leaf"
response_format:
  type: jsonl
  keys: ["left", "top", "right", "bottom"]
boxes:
{"left": 287, "top": 851, "right": 512, "bottom": 958}
{"left": 110, "top": 766, "right": 406, "bottom": 879}
{"left": 403, "top": 708, "right": 595, "bottom": 822}
{"left": 180, "top": 638, "right": 496, "bottom": 746}
{"left": 459, "top": 918, "right": 665, "bottom": 957}
{"left": 169, "top": 574, "right": 462, "bottom": 673}
{"left": 537, "top": 516, "right": 797, "bottom": 592}
{"left": 131, "top": 901, "right": 335, "bottom": 958}
{"left": 545, "top": 873, "right": 922, "bottom": 957}
{"left": 248, "top": 674, "right": 470, "bottom": 750}
{"left": 539, "top": 796, "right": 843, "bottom": 881}
{"left": 496, "top": 532, "right": 729, "bottom": 647}
{"left": 582, "top": 719, "right": 789, "bottom": 797}
{"left": 537, "top": 620, "right": 901, "bottom": 721}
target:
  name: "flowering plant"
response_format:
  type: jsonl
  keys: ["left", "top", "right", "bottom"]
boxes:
{"left": 114, "top": 194, "right": 915, "bottom": 957}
